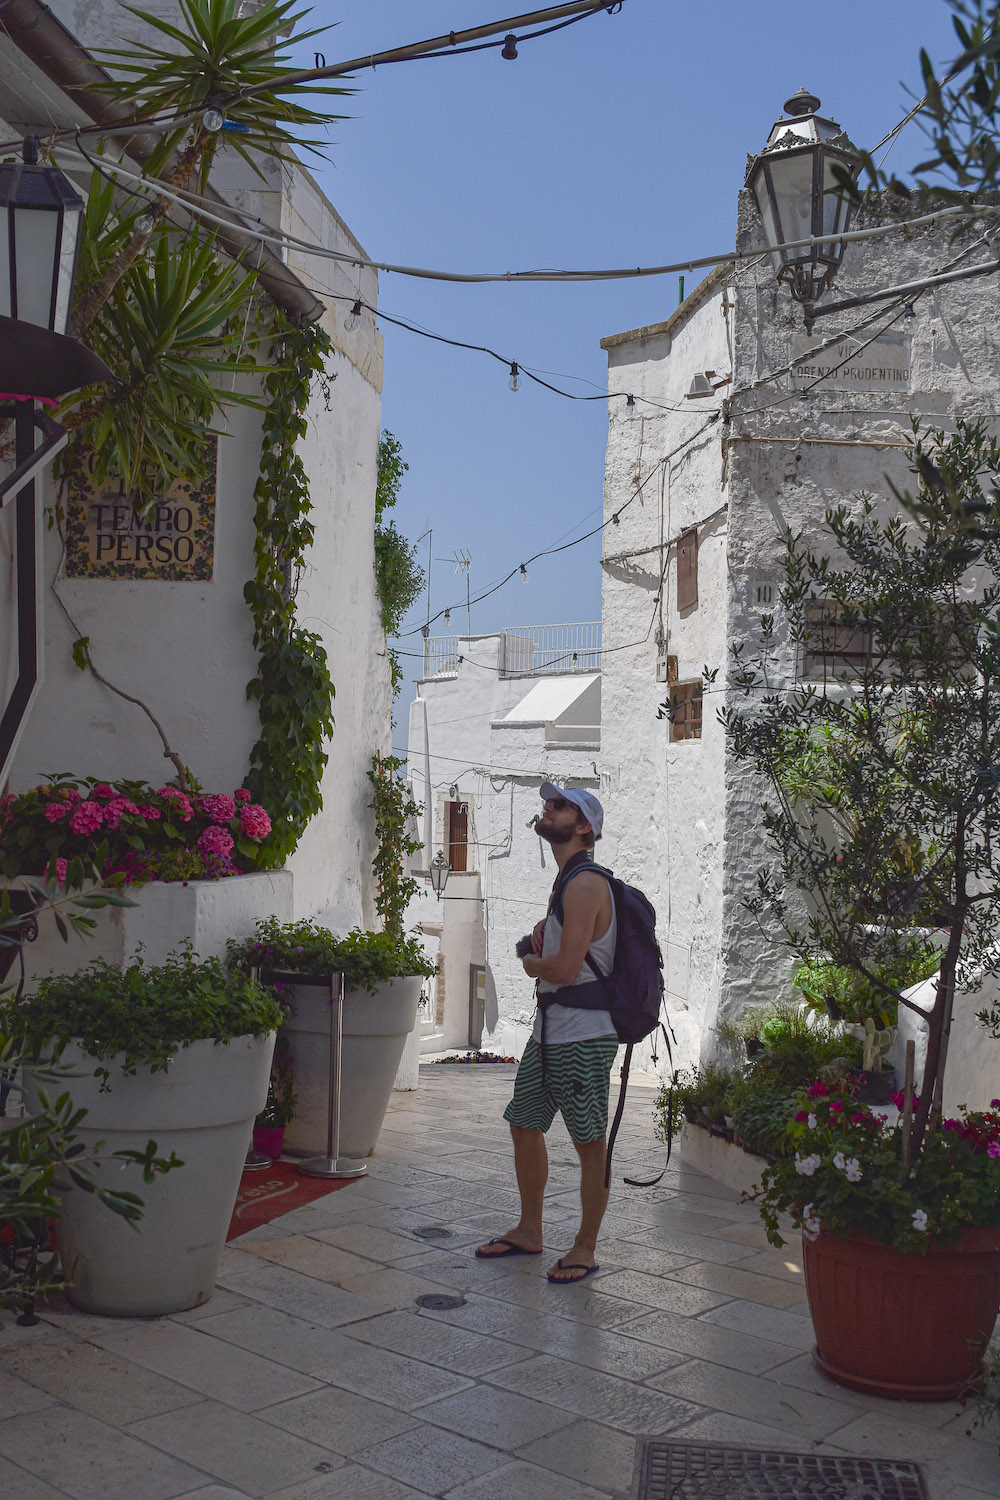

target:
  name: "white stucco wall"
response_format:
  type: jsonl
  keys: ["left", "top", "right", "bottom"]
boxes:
{"left": 600, "top": 274, "right": 730, "bottom": 1072}
{"left": 2, "top": 3, "right": 389, "bottom": 946}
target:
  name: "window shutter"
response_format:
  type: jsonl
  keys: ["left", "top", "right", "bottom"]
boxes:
{"left": 676, "top": 529, "right": 698, "bottom": 611}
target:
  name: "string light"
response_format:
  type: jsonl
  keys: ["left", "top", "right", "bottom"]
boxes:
{"left": 343, "top": 300, "right": 362, "bottom": 332}
{"left": 626, "top": 394, "right": 636, "bottom": 410}
{"left": 444, "top": 609, "right": 451, "bottom": 625}
{"left": 520, "top": 564, "right": 529, "bottom": 583}
{"left": 508, "top": 362, "right": 521, "bottom": 393}
{"left": 201, "top": 105, "right": 224, "bottom": 132}
{"left": 501, "top": 33, "right": 519, "bottom": 59}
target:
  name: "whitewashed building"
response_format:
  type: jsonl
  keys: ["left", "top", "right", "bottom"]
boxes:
{"left": 0, "top": 0, "right": 389, "bottom": 965}
{"left": 406, "top": 626, "right": 601, "bottom": 1057}
{"left": 598, "top": 93, "right": 1000, "bottom": 1103}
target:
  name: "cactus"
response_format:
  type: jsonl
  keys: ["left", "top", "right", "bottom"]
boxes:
{"left": 860, "top": 1017, "right": 897, "bottom": 1073}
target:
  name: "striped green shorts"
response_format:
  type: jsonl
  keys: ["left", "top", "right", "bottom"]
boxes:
{"left": 503, "top": 1035, "right": 619, "bottom": 1144}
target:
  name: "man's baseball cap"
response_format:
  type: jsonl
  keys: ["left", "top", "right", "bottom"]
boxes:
{"left": 539, "top": 782, "right": 604, "bottom": 839}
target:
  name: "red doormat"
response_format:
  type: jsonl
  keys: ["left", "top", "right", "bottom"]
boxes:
{"left": 227, "top": 1160, "right": 359, "bottom": 1240}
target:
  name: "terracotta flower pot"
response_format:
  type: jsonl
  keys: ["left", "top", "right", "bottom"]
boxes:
{"left": 803, "top": 1223, "right": 1000, "bottom": 1400}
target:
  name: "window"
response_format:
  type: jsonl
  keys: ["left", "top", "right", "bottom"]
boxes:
{"left": 802, "top": 602, "right": 871, "bottom": 680}
{"left": 670, "top": 682, "right": 703, "bottom": 742}
{"left": 676, "top": 529, "right": 698, "bottom": 611}
{"left": 447, "top": 800, "right": 469, "bottom": 872}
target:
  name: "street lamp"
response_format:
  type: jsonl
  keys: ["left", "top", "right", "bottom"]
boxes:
{"left": 0, "top": 136, "right": 83, "bottom": 334}
{"left": 745, "top": 89, "right": 861, "bottom": 314}
{"left": 429, "top": 850, "right": 451, "bottom": 901}
{"left": 0, "top": 137, "right": 110, "bottom": 787}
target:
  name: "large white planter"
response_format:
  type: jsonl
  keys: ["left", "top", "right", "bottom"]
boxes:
{"left": 26, "top": 1033, "right": 274, "bottom": 1317}
{"left": 281, "top": 977, "right": 422, "bottom": 1158}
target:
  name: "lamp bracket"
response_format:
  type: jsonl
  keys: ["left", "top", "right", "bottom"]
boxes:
{"left": 0, "top": 406, "right": 67, "bottom": 507}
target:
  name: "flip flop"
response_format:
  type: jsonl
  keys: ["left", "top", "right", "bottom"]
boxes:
{"left": 475, "top": 1237, "right": 543, "bottom": 1259}
{"left": 546, "top": 1258, "right": 600, "bottom": 1284}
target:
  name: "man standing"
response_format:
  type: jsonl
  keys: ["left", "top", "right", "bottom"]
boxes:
{"left": 476, "top": 782, "right": 618, "bottom": 1283}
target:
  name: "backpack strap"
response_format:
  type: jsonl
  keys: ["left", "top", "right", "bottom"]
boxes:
{"left": 622, "top": 1022, "right": 678, "bottom": 1189}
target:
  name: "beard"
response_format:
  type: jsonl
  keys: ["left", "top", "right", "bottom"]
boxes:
{"left": 535, "top": 816, "right": 573, "bottom": 846}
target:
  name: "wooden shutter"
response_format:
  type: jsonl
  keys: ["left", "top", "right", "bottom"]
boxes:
{"left": 447, "top": 801, "right": 469, "bottom": 872}
{"left": 676, "top": 529, "right": 698, "bottom": 611}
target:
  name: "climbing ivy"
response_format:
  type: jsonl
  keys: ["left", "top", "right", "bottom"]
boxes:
{"left": 374, "top": 431, "right": 424, "bottom": 697}
{"left": 244, "top": 315, "right": 336, "bottom": 865}
{"left": 367, "top": 751, "right": 423, "bottom": 942}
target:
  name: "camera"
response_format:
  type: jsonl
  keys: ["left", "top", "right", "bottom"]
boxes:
{"left": 514, "top": 933, "right": 534, "bottom": 959}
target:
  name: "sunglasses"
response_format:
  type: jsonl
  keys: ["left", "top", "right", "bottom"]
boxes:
{"left": 545, "top": 797, "right": 572, "bottom": 812}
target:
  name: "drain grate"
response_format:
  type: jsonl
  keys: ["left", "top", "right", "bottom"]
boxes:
{"left": 415, "top": 1293, "right": 466, "bottom": 1310}
{"left": 638, "top": 1441, "right": 927, "bottom": 1500}
{"left": 412, "top": 1226, "right": 453, "bottom": 1240}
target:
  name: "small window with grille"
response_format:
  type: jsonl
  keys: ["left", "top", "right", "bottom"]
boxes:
{"left": 802, "top": 602, "right": 872, "bottom": 680}
{"left": 669, "top": 682, "right": 703, "bottom": 742}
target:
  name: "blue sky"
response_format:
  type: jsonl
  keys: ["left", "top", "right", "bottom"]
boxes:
{"left": 290, "top": 1, "right": 960, "bottom": 719}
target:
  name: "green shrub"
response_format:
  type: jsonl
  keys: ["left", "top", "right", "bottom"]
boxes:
{"left": 227, "top": 917, "right": 436, "bottom": 994}
{"left": 793, "top": 950, "right": 939, "bottom": 1030}
{"left": 4, "top": 948, "right": 283, "bottom": 1084}
{"left": 666, "top": 1062, "right": 738, "bottom": 1129}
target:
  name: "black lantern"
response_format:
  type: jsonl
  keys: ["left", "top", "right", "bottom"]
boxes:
{"left": 745, "top": 90, "right": 860, "bottom": 308}
{"left": 429, "top": 850, "right": 451, "bottom": 901}
{"left": 0, "top": 136, "right": 83, "bottom": 334}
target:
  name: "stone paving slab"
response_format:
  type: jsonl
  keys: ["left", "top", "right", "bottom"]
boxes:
{"left": 0, "top": 1068, "right": 990, "bottom": 1500}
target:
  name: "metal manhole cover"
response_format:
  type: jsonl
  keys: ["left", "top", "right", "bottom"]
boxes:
{"left": 638, "top": 1442, "right": 927, "bottom": 1500}
{"left": 415, "top": 1293, "right": 466, "bottom": 1310}
{"left": 412, "top": 1226, "right": 453, "bottom": 1239}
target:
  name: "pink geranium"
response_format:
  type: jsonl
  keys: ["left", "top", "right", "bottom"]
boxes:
{"left": 92, "top": 783, "right": 115, "bottom": 800}
{"left": 43, "top": 802, "right": 69, "bottom": 822}
{"left": 69, "top": 800, "right": 103, "bottom": 835}
{"left": 239, "top": 803, "right": 271, "bottom": 839}
{"left": 157, "top": 788, "right": 194, "bottom": 820}
{"left": 199, "top": 793, "right": 236, "bottom": 825}
{"left": 197, "top": 826, "right": 234, "bottom": 858}
{"left": 234, "top": 788, "right": 251, "bottom": 803}
{"left": 139, "top": 805, "right": 162, "bottom": 821}
{"left": 63, "top": 788, "right": 81, "bottom": 804}
{"left": 102, "top": 797, "right": 139, "bottom": 830}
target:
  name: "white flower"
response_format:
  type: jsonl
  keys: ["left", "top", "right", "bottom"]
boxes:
{"left": 807, "top": 1113, "right": 818, "bottom": 1130}
{"left": 833, "top": 1152, "right": 846, "bottom": 1171}
{"left": 912, "top": 1209, "right": 928, "bottom": 1232}
{"left": 795, "top": 1152, "right": 821, "bottom": 1177}
{"left": 844, "top": 1158, "right": 863, "bottom": 1182}
{"left": 802, "top": 1203, "right": 822, "bottom": 1242}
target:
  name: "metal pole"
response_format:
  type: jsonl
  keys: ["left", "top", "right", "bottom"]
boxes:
{"left": 299, "top": 971, "right": 367, "bottom": 1179}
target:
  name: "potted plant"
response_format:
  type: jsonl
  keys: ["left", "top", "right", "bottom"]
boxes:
{"left": 252, "top": 1035, "right": 296, "bottom": 1160}
{"left": 5, "top": 947, "right": 282, "bottom": 1317}
{"left": 723, "top": 419, "right": 1000, "bottom": 1398}
{"left": 228, "top": 918, "right": 435, "bottom": 1159}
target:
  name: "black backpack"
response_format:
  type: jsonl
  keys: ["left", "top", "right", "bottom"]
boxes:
{"left": 541, "top": 853, "right": 676, "bottom": 1187}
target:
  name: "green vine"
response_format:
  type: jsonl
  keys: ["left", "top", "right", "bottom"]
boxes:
{"left": 375, "top": 431, "right": 424, "bottom": 698}
{"left": 367, "top": 751, "right": 423, "bottom": 941}
{"left": 244, "top": 314, "right": 336, "bottom": 864}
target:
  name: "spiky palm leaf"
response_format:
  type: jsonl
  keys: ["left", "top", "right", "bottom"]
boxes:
{"left": 94, "top": 0, "right": 350, "bottom": 182}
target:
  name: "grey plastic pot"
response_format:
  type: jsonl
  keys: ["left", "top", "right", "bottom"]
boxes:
{"left": 25, "top": 1033, "right": 274, "bottom": 1317}
{"left": 280, "top": 976, "right": 422, "bottom": 1158}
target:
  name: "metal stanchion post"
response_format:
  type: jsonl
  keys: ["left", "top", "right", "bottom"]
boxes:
{"left": 299, "top": 971, "right": 367, "bottom": 1180}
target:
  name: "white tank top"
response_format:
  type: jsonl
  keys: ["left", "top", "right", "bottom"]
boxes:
{"left": 532, "top": 879, "right": 617, "bottom": 1044}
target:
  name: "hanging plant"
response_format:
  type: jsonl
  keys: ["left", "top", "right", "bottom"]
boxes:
{"left": 367, "top": 751, "right": 423, "bottom": 942}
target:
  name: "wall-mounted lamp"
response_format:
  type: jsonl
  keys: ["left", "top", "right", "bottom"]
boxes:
{"left": 429, "top": 850, "right": 451, "bottom": 901}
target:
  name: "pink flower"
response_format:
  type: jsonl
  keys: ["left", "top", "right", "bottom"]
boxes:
{"left": 157, "top": 788, "right": 193, "bottom": 821}
{"left": 43, "top": 802, "right": 69, "bottom": 822}
{"left": 199, "top": 793, "right": 236, "bottom": 825}
{"left": 239, "top": 803, "right": 271, "bottom": 839}
{"left": 54, "top": 857, "right": 67, "bottom": 886}
{"left": 92, "top": 783, "right": 115, "bottom": 800}
{"left": 794, "top": 1111, "right": 808, "bottom": 1123}
{"left": 991, "top": 1100, "right": 1000, "bottom": 1110}
{"left": 63, "top": 788, "right": 81, "bottom": 805}
{"left": 197, "top": 826, "right": 234, "bottom": 858}
{"left": 829, "top": 1101, "right": 843, "bottom": 1113}
{"left": 807, "top": 1082, "right": 828, "bottom": 1098}
{"left": 69, "top": 800, "right": 103, "bottom": 835}
{"left": 138, "top": 805, "right": 162, "bottom": 821}
{"left": 234, "top": 788, "right": 251, "bottom": 803}
{"left": 988, "top": 1142, "right": 1000, "bottom": 1159}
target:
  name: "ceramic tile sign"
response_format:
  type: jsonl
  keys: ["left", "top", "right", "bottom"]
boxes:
{"left": 64, "top": 445, "right": 216, "bottom": 581}
{"left": 790, "top": 333, "right": 910, "bottom": 392}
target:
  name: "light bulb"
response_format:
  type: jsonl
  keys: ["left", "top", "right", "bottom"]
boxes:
{"left": 508, "top": 362, "right": 521, "bottom": 393}
{"left": 202, "top": 107, "right": 224, "bottom": 132}
{"left": 444, "top": 609, "right": 451, "bottom": 626}
{"left": 626, "top": 394, "right": 636, "bottom": 411}
{"left": 501, "top": 33, "right": 518, "bottom": 60}
{"left": 344, "top": 300, "right": 362, "bottom": 332}
{"left": 612, "top": 513, "right": 620, "bottom": 526}
{"left": 135, "top": 213, "right": 157, "bottom": 236}
{"left": 519, "top": 564, "right": 528, "bottom": 584}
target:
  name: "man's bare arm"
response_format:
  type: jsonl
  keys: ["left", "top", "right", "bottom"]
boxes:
{"left": 522, "top": 873, "right": 606, "bottom": 985}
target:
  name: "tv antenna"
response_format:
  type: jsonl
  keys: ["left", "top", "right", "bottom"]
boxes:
{"left": 437, "top": 548, "right": 472, "bottom": 634}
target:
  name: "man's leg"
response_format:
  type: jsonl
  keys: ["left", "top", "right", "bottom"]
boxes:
{"left": 475, "top": 1123, "right": 547, "bottom": 1255}
{"left": 546, "top": 1134, "right": 608, "bottom": 1280}
{"left": 477, "top": 1039, "right": 554, "bottom": 1257}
